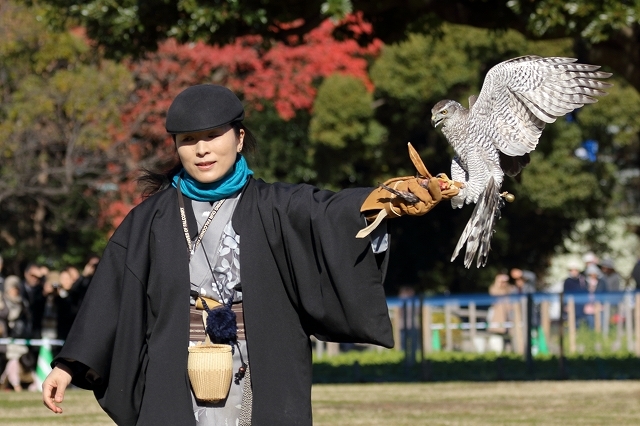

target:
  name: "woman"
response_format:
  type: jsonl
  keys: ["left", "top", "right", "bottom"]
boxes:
{"left": 0, "top": 275, "right": 34, "bottom": 391}
{"left": 42, "top": 84, "right": 456, "bottom": 425}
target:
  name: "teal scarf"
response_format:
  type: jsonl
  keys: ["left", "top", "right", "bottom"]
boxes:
{"left": 172, "top": 155, "right": 253, "bottom": 202}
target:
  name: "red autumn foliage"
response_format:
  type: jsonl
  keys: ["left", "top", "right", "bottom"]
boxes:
{"left": 103, "top": 13, "right": 381, "bottom": 230}
{"left": 122, "top": 12, "right": 381, "bottom": 145}
{"left": 97, "top": 179, "right": 142, "bottom": 234}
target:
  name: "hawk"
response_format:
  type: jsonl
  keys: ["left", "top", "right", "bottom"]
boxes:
{"left": 431, "top": 56, "right": 612, "bottom": 268}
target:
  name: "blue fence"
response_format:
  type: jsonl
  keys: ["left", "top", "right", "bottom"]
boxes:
{"left": 383, "top": 291, "right": 640, "bottom": 358}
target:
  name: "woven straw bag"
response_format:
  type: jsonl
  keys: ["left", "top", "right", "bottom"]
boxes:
{"left": 188, "top": 340, "right": 233, "bottom": 402}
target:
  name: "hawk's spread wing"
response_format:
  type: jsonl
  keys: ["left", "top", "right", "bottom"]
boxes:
{"left": 469, "top": 56, "right": 612, "bottom": 158}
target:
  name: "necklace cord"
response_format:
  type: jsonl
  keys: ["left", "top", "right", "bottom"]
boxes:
{"left": 176, "top": 178, "right": 225, "bottom": 257}
{"left": 178, "top": 183, "right": 246, "bottom": 380}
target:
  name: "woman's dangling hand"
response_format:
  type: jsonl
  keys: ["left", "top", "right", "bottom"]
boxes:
{"left": 42, "top": 365, "right": 73, "bottom": 414}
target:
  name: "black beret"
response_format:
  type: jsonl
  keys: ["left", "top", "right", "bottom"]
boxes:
{"left": 165, "top": 84, "right": 245, "bottom": 134}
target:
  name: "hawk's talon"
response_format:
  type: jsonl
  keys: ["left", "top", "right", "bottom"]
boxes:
{"left": 379, "top": 183, "right": 419, "bottom": 204}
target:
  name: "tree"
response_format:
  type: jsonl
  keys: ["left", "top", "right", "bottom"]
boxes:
{"left": 369, "top": 24, "right": 639, "bottom": 293}
{"left": 122, "top": 13, "right": 382, "bottom": 190}
{"left": 33, "top": 0, "right": 640, "bottom": 92}
{"left": 0, "top": 0, "right": 133, "bottom": 270}
{"left": 308, "top": 74, "right": 387, "bottom": 189}
{"left": 6, "top": 0, "right": 639, "bottom": 293}
{"left": 0, "top": 7, "right": 383, "bottom": 270}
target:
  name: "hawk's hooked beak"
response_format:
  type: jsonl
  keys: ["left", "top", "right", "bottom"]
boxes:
{"left": 431, "top": 115, "right": 443, "bottom": 128}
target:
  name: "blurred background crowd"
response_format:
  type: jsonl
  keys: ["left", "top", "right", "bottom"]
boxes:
{"left": 0, "top": 254, "right": 99, "bottom": 392}
{"left": 483, "top": 251, "right": 640, "bottom": 353}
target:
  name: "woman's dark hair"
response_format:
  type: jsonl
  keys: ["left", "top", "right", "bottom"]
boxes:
{"left": 137, "top": 123, "right": 257, "bottom": 198}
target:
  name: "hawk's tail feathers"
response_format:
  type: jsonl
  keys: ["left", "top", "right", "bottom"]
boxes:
{"left": 451, "top": 177, "right": 504, "bottom": 268}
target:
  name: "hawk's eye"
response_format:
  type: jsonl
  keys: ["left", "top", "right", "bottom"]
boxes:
{"left": 442, "top": 110, "right": 448, "bottom": 115}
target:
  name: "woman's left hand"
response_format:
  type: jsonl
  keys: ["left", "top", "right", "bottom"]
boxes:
{"left": 42, "top": 365, "right": 73, "bottom": 414}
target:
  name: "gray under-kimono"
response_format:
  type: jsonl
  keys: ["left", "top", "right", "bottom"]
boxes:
{"left": 188, "top": 193, "right": 249, "bottom": 425}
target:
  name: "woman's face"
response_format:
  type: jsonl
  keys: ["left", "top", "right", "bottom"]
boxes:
{"left": 175, "top": 125, "right": 244, "bottom": 184}
{"left": 7, "top": 285, "right": 19, "bottom": 298}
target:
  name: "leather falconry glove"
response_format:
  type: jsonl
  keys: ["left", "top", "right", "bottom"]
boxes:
{"left": 356, "top": 142, "right": 464, "bottom": 238}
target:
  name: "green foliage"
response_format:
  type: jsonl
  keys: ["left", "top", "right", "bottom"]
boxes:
{"left": 30, "top": 0, "right": 640, "bottom": 108}
{"left": 310, "top": 75, "right": 377, "bottom": 149}
{"left": 566, "top": 323, "right": 633, "bottom": 356}
{"left": 313, "top": 347, "right": 404, "bottom": 365}
{"left": 244, "top": 75, "right": 388, "bottom": 192}
{"left": 2, "top": 0, "right": 638, "bottom": 294}
{"left": 0, "top": 0, "right": 133, "bottom": 271}
{"left": 578, "top": 79, "right": 640, "bottom": 148}
{"left": 506, "top": 0, "right": 640, "bottom": 43}
{"left": 309, "top": 74, "right": 386, "bottom": 189}
{"left": 321, "top": 0, "right": 352, "bottom": 21}
{"left": 5, "top": 62, "right": 131, "bottom": 149}
{"left": 312, "top": 348, "right": 640, "bottom": 382}
{"left": 33, "top": 0, "right": 343, "bottom": 59}
{"left": 366, "top": 24, "right": 635, "bottom": 292}
{"left": 371, "top": 31, "right": 480, "bottom": 106}
{"left": 371, "top": 24, "right": 573, "bottom": 117}
{"left": 430, "top": 311, "right": 462, "bottom": 349}
{"left": 31, "top": 0, "right": 639, "bottom": 63}
{"left": 244, "top": 104, "right": 317, "bottom": 184}
{"left": 517, "top": 121, "right": 606, "bottom": 213}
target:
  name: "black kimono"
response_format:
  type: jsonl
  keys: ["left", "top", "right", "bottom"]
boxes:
{"left": 55, "top": 177, "right": 393, "bottom": 425}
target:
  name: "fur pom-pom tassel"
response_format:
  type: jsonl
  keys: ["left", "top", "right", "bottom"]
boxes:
{"left": 202, "top": 298, "right": 237, "bottom": 346}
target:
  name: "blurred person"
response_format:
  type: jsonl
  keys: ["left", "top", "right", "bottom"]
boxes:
{"left": 67, "top": 266, "right": 80, "bottom": 283}
{"left": 3, "top": 276, "right": 31, "bottom": 339}
{"left": 1, "top": 346, "right": 28, "bottom": 391}
{"left": 81, "top": 254, "right": 100, "bottom": 276}
{"left": 487, "top": 273, "right": 515, "bottom": 352}
{"left": 47, "top": 259, "right": 100, "bottom": 348}
{"left": 631, "top": 257, "right": 640, "bottom": 289}
{"left": 582, "top": 251, "right": 599, "bottom": 273}
{"left": 510, "top": 268, "right": 536, "bottom": 293}
{"left": 0, "top": 276, "right": 8, "bottom": 337}
{"left": 585, "top": 264, "right": 606, "bottom": 293}
{"left": 397, "top": 286, "right": 418, "bottom": 354}
{"left": 0, "top": 276, "right": 35, "bottom": 392}
{"left": 69, "top": 255, "right": 100, "bottom": 309}
{"left": 0, "top": 350, "right": 38, "bottom": 392}
{"left": 20, "top": 263, "right": 45, "bottom": 339}
{"left": 43, "top": 84, "right": 460, "bottom": 424}
{"left": 39, "top": 264, "right": 51, "bottom": 277}
{"left": 0, "top": 277, "right": 9, "bottom": 374}
{"left": 583, "top": 264, "right": 606, "bottom": 329}
{"left": 563, "top": 261, "right": 587, "bottom": 294}
{"left": 0, "top": 254, "right": 5, "bottom": 293}
{"left": 41, "top": 271, "right": 61, "bottom": 339}
{"left": 510, "top": 268, "right": 540, "bottom": 331}
{"left": 54, "top": 266, "right": 91, "bottom": 342}
{"left": 599, "top": 258, "right": 622, "bottom": 292}
{"left": 21, "top": 264, "right": 48, "bottom": 378}
{"left": 563, "top": 261, "right": 587, "bottom": 325}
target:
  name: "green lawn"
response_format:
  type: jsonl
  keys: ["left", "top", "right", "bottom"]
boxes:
{"left": 312, "top": 381, "right": 640, "bottom": 425}
{"left": 2, "top": 381, "right": 639, "bottom": 425}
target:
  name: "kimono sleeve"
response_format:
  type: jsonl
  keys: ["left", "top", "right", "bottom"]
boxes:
{"left": 52, "top": 212, "right": 148, "bottom": 425}
{"left": 251, "top": 181, "right": 394, "bottom": 347}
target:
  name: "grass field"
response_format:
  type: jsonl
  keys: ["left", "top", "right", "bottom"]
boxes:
{"left": 1, "top": 381, "right": 639, "bottom": 425}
